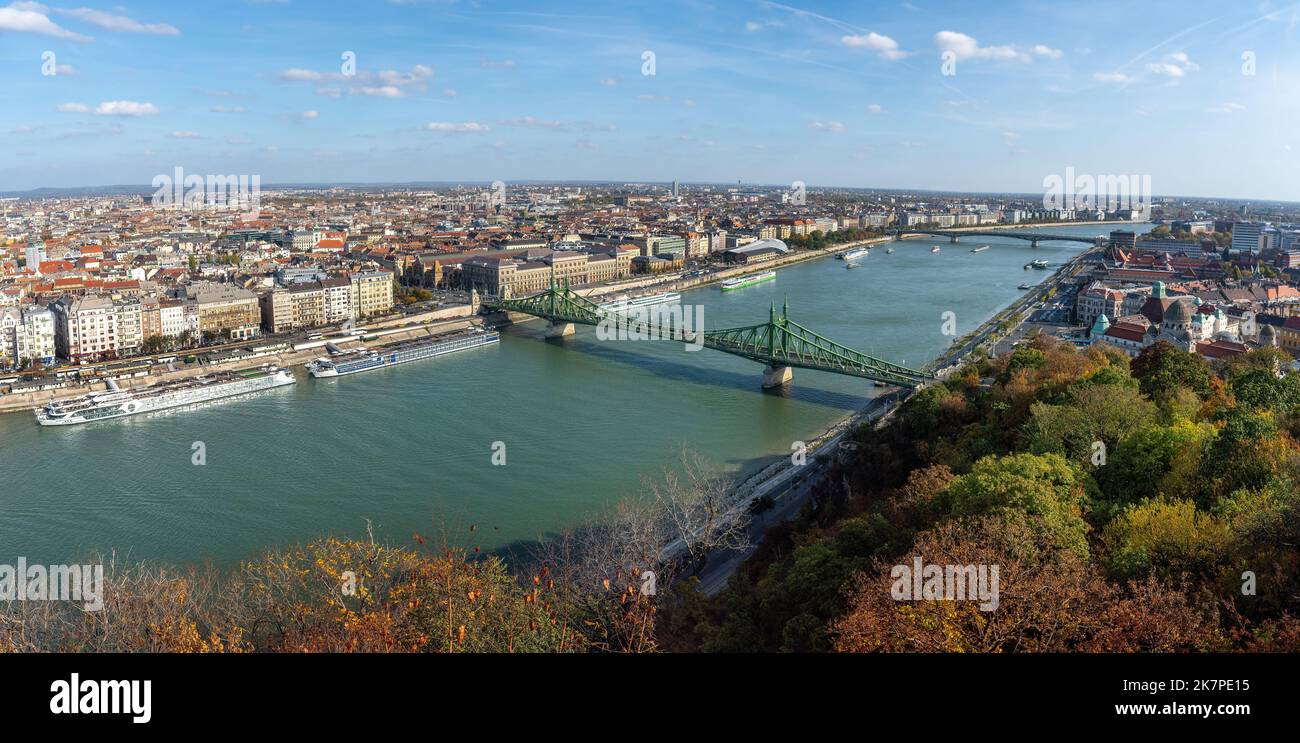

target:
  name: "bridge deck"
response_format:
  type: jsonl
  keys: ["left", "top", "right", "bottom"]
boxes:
{"left": 483, "top": 285, "right": 933, "bottom": 387}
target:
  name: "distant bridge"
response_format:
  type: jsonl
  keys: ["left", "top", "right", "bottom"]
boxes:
{"left": 483, "top": 283, "right": 933, "bottom": 389}
{"left": 889, "top": 228, "right": 1106, "bottom": 248}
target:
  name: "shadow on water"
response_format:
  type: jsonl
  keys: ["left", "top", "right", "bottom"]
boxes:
{"left": 506, "top": 326, "right": 877, "bottom": 411}
{"left": 479, "top": 440, "right": 825, "bottom": 571}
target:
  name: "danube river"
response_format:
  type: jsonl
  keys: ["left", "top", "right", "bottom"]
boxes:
{"left": 0, "top": 223, "right": 1135, "bottom": 565}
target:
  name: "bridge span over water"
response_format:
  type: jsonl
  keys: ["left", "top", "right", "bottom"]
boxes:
{"left": 889, "top": 228, "right": 1107, "bottom": 248}
{"left": 483, "top": 283, "right": 934, "bottom": 389}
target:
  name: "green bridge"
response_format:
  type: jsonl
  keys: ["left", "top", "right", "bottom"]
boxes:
{"left": 482, "top": 283, "right": 933, "bottom": 389}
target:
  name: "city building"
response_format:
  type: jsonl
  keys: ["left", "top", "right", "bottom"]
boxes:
{"left": 0, "top": 306, "right": 56, "bottom": 368}
{"left": 180, "top": 282, "right": 261, "bottom": 340}
{"left": 1232, "top": 222, "right": 1263, "bottom": 254}
{"left": 51, "top": 295, "right": 142, "bottom": 362}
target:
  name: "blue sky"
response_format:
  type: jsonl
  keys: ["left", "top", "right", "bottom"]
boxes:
{"left": 2, "top": 0, "right": 1299, "bottom": 199}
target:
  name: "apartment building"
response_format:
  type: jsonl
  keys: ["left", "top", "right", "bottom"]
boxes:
{"left": 181, "top": 282, "right": 262, "bottom": 340}
{"left": 349, "top": 270, "right": 394, "bottom": 318}
{"left": 0, "top": 306, "right": 56, "bottom": 368}
{"left": 322, "top": 276, "right": 353, "bottom": 324}
{"left": 51, "top": 295, "right": 142, "bottom": 362}
{"left": 260, "top": 282, "right": 327, "bottom": 333}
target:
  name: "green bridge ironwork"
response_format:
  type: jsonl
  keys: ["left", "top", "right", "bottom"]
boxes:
{"left": 482, "top": 283, "right": 933, "bottom": 388}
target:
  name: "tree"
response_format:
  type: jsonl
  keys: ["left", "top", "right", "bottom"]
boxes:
{"left": 1130, "top": 341, "right": 1214, "bottom": 406}
{"left": 1023, "top": 382, "right": 1158, "bottom": 465}
{"left": 832, "top": 516, "right": 1221, "bottom": 652}
{"left": 531, "top": 448, "right": 751, "bottom": 652}
{"left": 941, "top": 452, "right": 1091, "bottom": 558}
{"left": 1092, "top": 421, "right": 1212, "bottom": 514}
{"left": 1101, "top": 499, "right": 1231, "bottom": 583}
{"left": 141, "top": 334, "right": 169, "bottom": 354}
{"left": 1230, "top": 367, "right": 1300, "bottom": 414}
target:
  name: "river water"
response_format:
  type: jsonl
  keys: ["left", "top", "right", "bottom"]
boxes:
{"left": 0, "top": 223, "right": 1134, "bottom": 564}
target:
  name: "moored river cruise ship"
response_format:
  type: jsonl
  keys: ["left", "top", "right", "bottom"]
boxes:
{"left": 35, "top": 365, "right": 295, "bottom": 426}
{"left": 307, "top": 329, "right": 500, "bottom": 378}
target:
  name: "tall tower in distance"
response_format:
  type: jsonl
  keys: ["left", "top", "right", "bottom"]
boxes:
{"left": 25, "top": 237, "right": 46, "bottom": 270}
{"left": 672, "top": 180, "right": 679, "bottom": 197}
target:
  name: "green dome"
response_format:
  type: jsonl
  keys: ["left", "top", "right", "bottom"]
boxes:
{"left": 1091, "top": 313, "right": 1111, "bottom": 336}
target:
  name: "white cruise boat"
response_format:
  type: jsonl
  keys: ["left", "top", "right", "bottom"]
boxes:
{"left": 841, "top": 247, "right": 870, "bottom": 261}
{"left": 35, "top": 365, "right": 294, "bottom": 426}
{"left": 308, "top": 329, "right": 499, "bottom": 378}
{"left": 599, "top": 292, "right": 681, "bottom": 314}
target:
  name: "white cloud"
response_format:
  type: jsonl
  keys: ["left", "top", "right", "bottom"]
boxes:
{"left": 599, "top": 77, "right": 619, "bottom": 86}
{"left": 497, "top": 116, "right": 563, "bottom": 129}
{"left": 425, "top": 121, "right": 490, "bottom": 133}
{"left": 351, "top": 85, "right": 405, "bottom": 98}
{"left": 94, "top": 100, "right": 159, "bottom": 116}
{"left": 1146, "top": 62, "right": 1185, "bottom": 77}
{"left": 934, "top": 31, "right": 1022, "bottom": 62}
{"left": 480, "top": 58, "right": 516, "bottom": 69}
{"left": 866, "top": 103, "right": 884, "bottom": 114}
{"left": 298, "top": 110, "right": 318, "bottom": 120}
{"left": 281, "top": 68, "right": 326, "bottom": 82}
{"left": 1207, "top": 102, "right": 1245, "bottom": 113}
{"left": 809, "top": 121, "right": 845, "bottom": 132}
{"left": 441, "top": 88, "right": 458, "bottom": 97}
{"left": 210, "top": 105, "right": 247, "bottom": 113}
{"left": 841, "top": 32, "right": 908, "bottom": 60}
{"left": 1093, "top": 71, "right": 1131, "bottom": 84}
{"left": 0, "top": 2, "right": 91, "bottom": 41}
{"left": 58, "top": 7, "right": 179, "bottom": 35}
{"left": 281, "top": 64, "right": 432, "bottom": 97}
{"left": 56, "top": 102, "right": 88, "bottom": 113}
{"left": 1031, "top": 44, "right": 1063, "bottom": 60}
{"left": 1146, "top": 52, "right": 1198, "bottom": 78}
{"left": 169, "top": 130, "right": 200, "bottom": 139}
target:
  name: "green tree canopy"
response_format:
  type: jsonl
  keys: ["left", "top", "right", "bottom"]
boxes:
{"left": 1130, "top": 341, "right": 1214, "bottom": 406}
{"left": 942, "top": 452, "right": 1091, "bottom": 558}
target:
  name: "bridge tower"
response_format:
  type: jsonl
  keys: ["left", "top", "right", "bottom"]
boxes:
{"left": 950, "top": 235, "right": 959, "bottom": 243}
{"left": 1030, "top": 238, "right": 1040, "bottom": 248}
{"left": 762, "top": 298, "right": 794, "bottom": 388}
{"left": 543, "top": 277, "right": 576, "bottom": 338}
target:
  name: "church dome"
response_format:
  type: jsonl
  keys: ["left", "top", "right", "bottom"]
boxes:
{"left": 1165, "top": 298, "right": 1192, "bottom": 325}
{"left": 1261, "top": 324, "right": 1276, "bottom": 338}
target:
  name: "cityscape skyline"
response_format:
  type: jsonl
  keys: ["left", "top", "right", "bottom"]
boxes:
{"left": 4, "top": 0, "right": 1300, "bottom": 200}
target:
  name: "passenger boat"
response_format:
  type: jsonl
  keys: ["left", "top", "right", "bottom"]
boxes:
{"left": 35, "top": 365, "right": 294, "bottom": 426}
{"left": 720, "top": 270, "right": 776, "bottom": 291}
{"left": 308, "top": 330, "right": 499, "bottom": 378}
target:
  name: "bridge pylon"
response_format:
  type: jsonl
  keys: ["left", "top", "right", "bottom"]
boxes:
{"left": 545, "top": 321, "right": 576, "bottom": 338}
